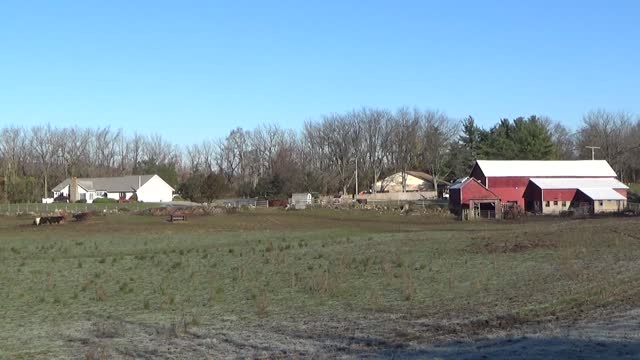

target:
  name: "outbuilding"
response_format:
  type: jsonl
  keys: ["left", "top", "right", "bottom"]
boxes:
{"left": 291, "top": 193, "right": 313, "bottom": 209}
{"left": 449, "top": 177, "right": 501, "bottom": 219}
{"left": 523, "top": 177, "right": 628, "bottom": 214}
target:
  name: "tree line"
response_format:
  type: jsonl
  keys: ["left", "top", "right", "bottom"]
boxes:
{"left": 1, "top": 108, "right": 639, "bottom": 203}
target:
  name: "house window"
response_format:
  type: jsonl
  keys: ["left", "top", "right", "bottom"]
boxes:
{"left": 553, "top": 201, "right": 558, "bottom": 206}
{"left": 119, "top": 192, "right": 126, "bottom": 199}
{"left": 80, "top": 193, "right": 86, "bottom": 200}
{"left": 545, "top": 201, "right": 550, "bottom": 207}
{"left": 89, "top": 193, "right": 94, "bottom": 200}
{"left": 561, "top": 201, "right": 566, "bottom": 207}
{"left": 598, "top": 200, "right": 603, "bottom": 206}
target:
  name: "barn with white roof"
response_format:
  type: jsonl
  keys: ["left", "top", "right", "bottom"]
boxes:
{"left": 450, "top": 160, "right": 628, "bottom": 217}
{"left": 523, "top": 177, "right": 628, "bottom": 214}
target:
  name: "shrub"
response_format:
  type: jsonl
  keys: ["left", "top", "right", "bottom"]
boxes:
{"left": 224, "top": 207, "right": 238, "bottom": 215}
{"left": 75, "top": 199, "right": 87, "bottom": 203}
{"left": 93, "top": 197, "right": 117, "bottom": 204}
{"left": 54, "top": 194, "right": 68, "bottom": 203}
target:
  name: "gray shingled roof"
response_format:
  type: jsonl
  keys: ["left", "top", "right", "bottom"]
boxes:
{"left": 52, "top": 175, "right": 156, "bottom": 192}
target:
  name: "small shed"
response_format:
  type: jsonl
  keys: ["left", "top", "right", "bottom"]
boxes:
{"left": 291, "top": 193, "right": 313, "bottom": 210}
{"left": 449, "top": 178, "right": 501, "bottom": 220}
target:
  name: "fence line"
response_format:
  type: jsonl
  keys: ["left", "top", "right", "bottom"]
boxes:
{"left": 0, "top": 202, "right": 154, "bottom": 215}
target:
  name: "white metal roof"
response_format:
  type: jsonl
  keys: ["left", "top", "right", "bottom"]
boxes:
{"left": 578, "top": 187, "right": 627, "bottom": 200}
{"left": 475, "top": 160, "right": 617, "bottom": 177}
{"left": 529, "top": 177, "right": 628, "bottom": 190}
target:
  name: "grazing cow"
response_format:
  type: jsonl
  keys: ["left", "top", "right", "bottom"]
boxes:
{"left": 33, "top": 216, "right": 65, "bottom": 226}
{"left": 48, "top": 216, "right": 64, "bottom": 224}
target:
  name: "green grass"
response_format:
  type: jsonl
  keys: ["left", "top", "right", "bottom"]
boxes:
{"left": 1, "top": 210, "right": 639, "bottom": 358}
{"left": 0, "top": 201, "right": 161, "bottom": 215}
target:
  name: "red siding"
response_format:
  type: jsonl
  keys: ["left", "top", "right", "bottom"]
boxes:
{"left": 486, "top": 177, "right": 530, "bottom": 188}
{"left": 615, "top": 189, "right": 628, "bottom": 198}
{"left": 485, "top": 176, "right": 530, "bottom": 208}
{"left": 461, "top": 180, "right": 499, "bottom": 203}
{"left": 542, "top": 189, "right": 577, "bottom": 202}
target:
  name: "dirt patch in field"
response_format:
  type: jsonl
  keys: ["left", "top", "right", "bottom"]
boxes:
{"left": 471, "top": 232, "right": 559, "bottom": 254}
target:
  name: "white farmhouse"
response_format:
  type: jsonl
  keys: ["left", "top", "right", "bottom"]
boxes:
{"left": 52, "top": 175, "right": 174, "bottom": 203}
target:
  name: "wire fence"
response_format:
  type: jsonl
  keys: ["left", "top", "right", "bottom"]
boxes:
{"left": 0, "top": 202, "right": 160, "bottom": 215}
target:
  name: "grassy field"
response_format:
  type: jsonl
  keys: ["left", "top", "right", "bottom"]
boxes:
{"left": 1, "top": 209, "right": 640, "bottom": 358}
{"left": 0, "top": 202, "right": 162, "bottom": 216}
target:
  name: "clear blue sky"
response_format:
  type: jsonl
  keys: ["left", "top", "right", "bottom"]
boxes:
{"left": 1, "top": 1, "right": 638, "bottom": 144}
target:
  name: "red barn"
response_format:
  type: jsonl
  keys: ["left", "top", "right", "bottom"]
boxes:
{"left": 523, "top": 177, "right": 628, "bottom": 214}
{"left": 450, "top": 160, "right": 627, "bottom": 217}
{"left": 449, "top": 177, "right": 501, "bottom": 219}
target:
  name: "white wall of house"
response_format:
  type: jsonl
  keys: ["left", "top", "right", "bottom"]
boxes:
{"left": 85, "top": 191, "right": 97, "bottom": 203}
{"left": 54, "top": 185, "right": 91, "bottom": 202}
{"left": 136, "top": 175, "right": 173, "bottom": 202}
{"left": 53, "top": 185, "right": 70, "bottom": 198}
{"left": 104, "top": 191, "right": 131, "bottom": 201}
{"left": 375, "top": 173, "right": 432, "bottom": 193}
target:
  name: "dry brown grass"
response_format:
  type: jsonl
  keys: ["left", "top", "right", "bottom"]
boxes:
{"left": 95, "top": 285, "right": 108, "bottom": 302}
{"left": 83, "top": 345, "right": 110, "bottom": 360}
{"left": 255, "top": 288, "right": 270, "bottom": 317}
{"left": 402, "top": 271, "right": 416, "bottom": 301}
{"left": 309, "top": 271, "right": 331, "bottom": 295}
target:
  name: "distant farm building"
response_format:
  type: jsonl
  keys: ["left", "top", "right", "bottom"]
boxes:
{"left": 291, "top": 193, "right": 313, "bottom": 209}
{"left": 52, "top": 175, "right": 174, "bottom": 203}
{"left": 524, "top": 178, "right": 627, "bottom": 214}
{"left": 374, "top": 171, "right": 450, "bottom": 194}
{"left": 449, "top": 160, "right": 628, "bottom": 218}
{"left": 449, "top": 177, "right": 501, "bottom": 219}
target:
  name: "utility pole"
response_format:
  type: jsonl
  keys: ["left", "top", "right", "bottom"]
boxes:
{"left": 585, "top": 146, "right": 600, "bottom": 160}
{"left": 355, "top": 157, "right": 358, "bottom": 196}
